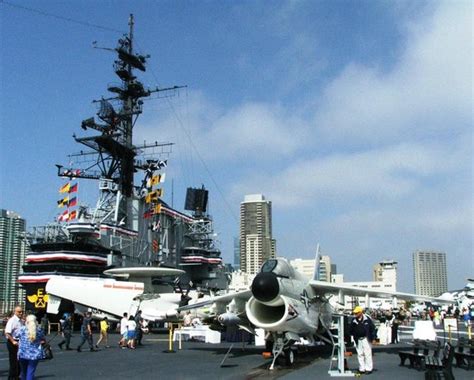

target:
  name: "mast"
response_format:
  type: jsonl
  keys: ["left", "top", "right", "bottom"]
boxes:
{"left": 56, "top": 14, "right": 184, "bottom": 232}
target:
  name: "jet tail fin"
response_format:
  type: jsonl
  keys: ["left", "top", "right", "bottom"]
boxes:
{"left": 313, "top": 243, "right": 321, "bottom": 281}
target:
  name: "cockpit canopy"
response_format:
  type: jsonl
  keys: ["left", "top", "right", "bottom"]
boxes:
{"left": 260, "top": 258, "right": 295, "bottom": 278}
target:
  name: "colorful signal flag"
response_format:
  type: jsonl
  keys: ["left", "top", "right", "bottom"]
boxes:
{"left": 57, "top": 196, "right": 69, "bottom": 208}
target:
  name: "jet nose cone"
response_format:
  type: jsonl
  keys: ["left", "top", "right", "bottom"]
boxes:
{"left": 251, "top": 272, "right": 279, "bottom": 302}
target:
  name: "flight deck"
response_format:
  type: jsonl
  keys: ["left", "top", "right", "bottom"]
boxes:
{"left": 1, "top": 326, "right": 472, "bottom": 379}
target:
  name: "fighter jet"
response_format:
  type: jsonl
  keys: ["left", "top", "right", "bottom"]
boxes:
{"left": 178, "top": 256, "right": 451, "bottom": 370}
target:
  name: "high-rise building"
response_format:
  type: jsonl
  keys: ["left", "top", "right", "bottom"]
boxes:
{"left": 290, "top": 248, "right": 333, "bottom": 281}
{"left": 290, "top": 258, "right": 315, "bottom": 280}
{"left": 318, "top": 255, "right": 332, "bottom": 282}
{"left": 373, "top": 260, "right": 398, "bottom": 290}
{"left": 0, "top": 209, "right": 27, "bottom": 313}
{"left": 233, "top": 236, "right": 240, "bottom": 271}
{"left": 413, "top": 250, "right": 448, "bottom": 296}
{"left": 239, "top": 194, "right": 275, "bottom": 275}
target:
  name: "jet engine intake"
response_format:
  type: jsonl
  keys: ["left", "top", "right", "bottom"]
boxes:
{"left": 246, "top": 295, "right": 319, "bottom": 333}
{"left": 246, "top": 296, "right": 287, "bottom": 329}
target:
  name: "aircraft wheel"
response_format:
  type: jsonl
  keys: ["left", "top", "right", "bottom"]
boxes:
{"left": 284, "top": 348, "right": 296, "bottom": 366}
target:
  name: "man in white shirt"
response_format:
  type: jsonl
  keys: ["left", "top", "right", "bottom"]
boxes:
{"left": 5, "top": 306, "right": 24, "bottom": 379}
{"left": 119, "top": 312, "right": 128, "bottom": 348}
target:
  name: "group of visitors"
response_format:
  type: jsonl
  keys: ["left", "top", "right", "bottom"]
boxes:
{"left": 4, "top": 306, "right": 151, "bottom": 379}
{"left": 118, "top": 310, "right": 147, "bottom": 349}
{"left": 5, "top": 305, "right": 46, "bottom": 380}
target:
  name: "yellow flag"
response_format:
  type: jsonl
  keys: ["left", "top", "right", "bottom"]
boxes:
{"left": 59, "top": 182, "right": 71, "bottom": 193}
{"left": 145, "top": 189, "right": 164, "bottom": 203}
{"left": 153, "top": 204, "right": 161, "bottom": 214}
{"left": 57, "top": 196, "right": 69, "bottom": 208}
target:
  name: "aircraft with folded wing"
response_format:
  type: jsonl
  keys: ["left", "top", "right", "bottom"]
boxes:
{"left": 178, "top": 255, "right": 451, "bottom": 370}
{"left": 45, "top": 267, "right": 208, "bottom": 322}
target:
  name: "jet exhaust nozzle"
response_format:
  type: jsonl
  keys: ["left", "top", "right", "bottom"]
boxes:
{"left": 251, "top": 272, "right": 279, "bottom": 303}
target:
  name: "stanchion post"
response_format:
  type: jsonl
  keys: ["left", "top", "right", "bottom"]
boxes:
{"left": 163, "top": 322, "right": 176, "bottom": 353}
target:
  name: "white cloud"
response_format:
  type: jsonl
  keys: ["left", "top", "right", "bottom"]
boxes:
{"left": 138, "top": 93, "right": 310, "bottom": 163}
{"left": 313, "top": 1, "right": 472, "bottom": 146}
{"left": 137, "top": 1, "right": 472, "bottom": 290}
{"left": 230, "top": 137, "right": 469, "bottom": 208}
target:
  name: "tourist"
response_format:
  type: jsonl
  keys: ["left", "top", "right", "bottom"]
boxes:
{"left": 5, "top": 306, "right": 24, "bottom": 380}
{"left": 463, "top": 308, "right": 471, "bottom": 327}
{"left": 119, "top": 312, "right": 128, "bottom": 348}
{"left": 389, "top": 310, "right": 400, "bottom": 344}
{"left": 134, "top": 310, "right": 143, "bottom": 346}
{"left": 183, "top": 311, "right": 192, "bottom": 327}
{"left": 126, "top": 315, "right": 137, "bottom": 349}
{"left": 17, "top": 314, "right": 45, "bottom": 380}
{"left": 96, "top": 316, "right": 110, "bottom": 348}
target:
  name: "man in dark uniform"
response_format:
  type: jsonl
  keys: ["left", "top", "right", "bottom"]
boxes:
{"left": 58, "top": 313, "right": 73, "bottom": 350}
{"left": 349, "top": 306, "right": 376, "bottom": 375}
{"left": 134, "top": 310, "right": 144, "bottom": 346}
{"left": 77, "top": 311, "right": 95, "bottom": 352}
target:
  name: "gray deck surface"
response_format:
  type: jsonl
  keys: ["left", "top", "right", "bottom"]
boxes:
{"left": 1, "top": 329, "right": 472, "bottom": 379}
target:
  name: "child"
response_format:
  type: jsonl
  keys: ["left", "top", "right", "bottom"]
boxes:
{"left": 96, "top": 317, "right": 110, "bottom": 348}
{"left": 126, "top": 316, "right": 136, "bottom": 349}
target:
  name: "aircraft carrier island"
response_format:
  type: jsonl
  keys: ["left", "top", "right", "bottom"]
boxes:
{"left": 18, "top": 14, "right": 228, "bottom": 319}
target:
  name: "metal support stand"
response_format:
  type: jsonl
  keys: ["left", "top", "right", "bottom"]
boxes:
{"left": 219, "top": 344, "right": 234, "bottom": 367}
{"left": 328, "top": 314, "right": 354, "bottom": 377}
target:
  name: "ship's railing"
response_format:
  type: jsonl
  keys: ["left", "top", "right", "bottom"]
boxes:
{"left": 26, "top": 224, "right": 70, "bottom": 244}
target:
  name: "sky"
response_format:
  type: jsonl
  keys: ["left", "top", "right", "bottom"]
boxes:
{"left": 0, "top": 0, "right": 472, "bottom": 292}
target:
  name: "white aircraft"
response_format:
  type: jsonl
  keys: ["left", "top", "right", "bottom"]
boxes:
{"left": 178, "top": 256, "right": 451, "bottom": 370}
{"left": 45, "top": 267, "right": 205, "bottom": 322}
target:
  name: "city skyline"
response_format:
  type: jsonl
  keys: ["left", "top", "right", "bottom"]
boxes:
{"left": 0, "top": 1, "right": 471, "bottom": 291}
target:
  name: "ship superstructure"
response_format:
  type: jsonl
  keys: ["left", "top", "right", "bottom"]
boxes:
{"left": 19, "top": 15, "right": 227, "bottom": 315}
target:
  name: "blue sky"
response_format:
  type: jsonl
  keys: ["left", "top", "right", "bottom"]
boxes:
{"left": 1, "top": 0, "right": 472, "bottom": 292}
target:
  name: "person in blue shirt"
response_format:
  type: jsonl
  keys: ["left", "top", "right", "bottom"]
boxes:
{"left": 463, "top": 307, "right": 471, "bottom": 327}
{"left": 16, "top": 314, "right": 45, "bottom": 380}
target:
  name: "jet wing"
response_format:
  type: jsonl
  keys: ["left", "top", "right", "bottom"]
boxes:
{"left": 177, "top": 289, "right": 252, "bottom": 312}
{"left": 46, "top": 276, "right": 145, "bottom": 318}
{"left": 104, "top": 267, "right": 185, "bottom": 293}
{"left": 309, "top": 280, "right": 451, "bottom": 304}
{"left": 104, "top": 267, "right": 185, "bottom": 279}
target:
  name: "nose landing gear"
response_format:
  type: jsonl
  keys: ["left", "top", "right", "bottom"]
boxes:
{"left": 269, "top": 335, "right": 297, "bottom": 370}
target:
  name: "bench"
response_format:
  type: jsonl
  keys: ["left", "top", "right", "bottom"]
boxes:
{"left": 424, "top": 342, "right": 454, "bottom": 380}
{"left": 399, "top": 339, "right": 440, "bottom": 370}
{"left": 454, "top": 337, "right": 474, "bottom": 370}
